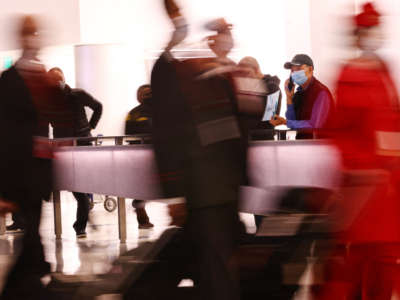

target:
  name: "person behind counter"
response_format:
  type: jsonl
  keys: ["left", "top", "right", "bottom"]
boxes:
{"left": 125, "top": 84, "right": 154, "bottom": 229}
{"left": 48, "top": 67, "right": 102, "bottom": 238}
{"left": 270, "top": 54, "right": 333, "bottom": 139}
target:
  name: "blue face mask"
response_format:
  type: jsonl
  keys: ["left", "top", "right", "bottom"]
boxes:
{"left": 291, "top": 70, "right": 308, "bottom": 86}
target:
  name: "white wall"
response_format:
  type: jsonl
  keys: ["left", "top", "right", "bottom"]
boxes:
{"left": 75, "top": 44, "right": 133, "bottom": 136}
{"left": 41, "top": 45, "right": 76, "bottom": 88}
{"left": 373, "top": 0, "right": 400, "bottom": 92}
{"left": 284, "top": 0, "right": 312, "bottom": 59}
{"left": 309, "top": 0, "right": 357, "bottom": 90}
{"left": 0, "top": 0, "right": 80, "bottom": 51}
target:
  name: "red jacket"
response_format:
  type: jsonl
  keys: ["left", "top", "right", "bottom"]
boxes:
{"left": 332, "top": 56, "right": 400, "bottom": 243}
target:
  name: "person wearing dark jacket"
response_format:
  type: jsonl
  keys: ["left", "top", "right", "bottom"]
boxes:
{"left": 48, "top": 67, "right": 103, "bottom": 238}
{"left": 68, "top": 86, "right": 102, "bottom": 138}
{"left": 270, "top": 54, "right": 333, "bottom": 139}
{"left": 149, "top": 3, "right": 245, "bottom": 299}
{"left": 125, "top": 84, "right": 152, "bottom": 135}
{"left": 48, "top": 67, "right": 102, "bottom": 138}
{"left": 0, "top": 15, "right": 57, "bottom": 300}
{"left": 124, "top": 84, "right": 154, "bottom": 229}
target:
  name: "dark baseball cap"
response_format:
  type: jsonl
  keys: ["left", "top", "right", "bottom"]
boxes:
{"left": 284, "top": 54, "right": 314, "bottom": 69}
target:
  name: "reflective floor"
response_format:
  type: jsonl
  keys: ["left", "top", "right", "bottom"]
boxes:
{"left": 0, "top": 193, "right": 257, "bottom": 295}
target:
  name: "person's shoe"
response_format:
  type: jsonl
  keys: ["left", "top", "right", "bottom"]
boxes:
{"left": 6, "top": 223, "right": 24, "bottom": 232}
{"left": 138, "top": 222, "right": 154, "bottom": 229}
{"left": 73, "top": 224, "right": 87, "bottom": 238}
{"left": 75, "top": 230, "right": 87, "bottom": 238}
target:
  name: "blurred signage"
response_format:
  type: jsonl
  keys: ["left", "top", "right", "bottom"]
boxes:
{"left": 3, "top": 57, "right": 13, "bottom": 70}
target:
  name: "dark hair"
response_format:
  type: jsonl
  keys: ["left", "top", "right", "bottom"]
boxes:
{"left": 136, "top": 84, "right": 151, "bottom": 102}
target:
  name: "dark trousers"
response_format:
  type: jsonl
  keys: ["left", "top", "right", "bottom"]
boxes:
{"left": 1, "top": 159, "right": 52, "bottom": 300}
{"left": 185, "top": 203, "right": 241, "bottom": 300}
{"left": 71, "top": 139, "right": 92, "bottom": 232}
{"left": 254, "top": 215, "right": 264, "bottom": 229}
{"left": 132, "top": 200, "right": 150, "bottom": 225}
{"left": 124, "top": 203, "right": 241, "bottom": 300}
{"left": 72, "top": 192, "right": 90, "bottom": 231}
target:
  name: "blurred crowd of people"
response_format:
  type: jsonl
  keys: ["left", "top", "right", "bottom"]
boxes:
{"left": 1, "top": 0, "right": 400, "bottom": 299}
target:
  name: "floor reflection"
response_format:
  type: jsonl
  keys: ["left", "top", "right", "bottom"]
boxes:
{"left": 0, "top": 192, "right": 256, "bottom": 291}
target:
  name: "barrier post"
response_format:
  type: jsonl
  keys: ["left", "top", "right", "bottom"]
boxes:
{"left": 53, "top": 191, "right": 62, "bottom": 240}
{"left": 118, "top": 197, "right": 127, "bottom": 243}
{"left": 0, "top": 216, "right": 5, "bottom": 235}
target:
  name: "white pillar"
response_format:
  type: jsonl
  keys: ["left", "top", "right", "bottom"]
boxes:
{"left": 74, "top": 44, "right": 141, "bottom": 137}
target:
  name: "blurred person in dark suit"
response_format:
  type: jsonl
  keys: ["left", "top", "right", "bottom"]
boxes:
{"left": 0, "top": 15, "right": 56, "bottom": 300}
{"left": 149, "top": 2, "right": 246, "bottom": 299}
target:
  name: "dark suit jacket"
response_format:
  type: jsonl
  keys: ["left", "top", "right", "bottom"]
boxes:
{"left": 55, "top": 85, "right": 102, "bottom": 138}
{"left": 0, "top": 67, "right": 38, "bottom": 196}
{"left": 151, "top": 54, "right": 247, "bottom": 210}
{"left": 125, "top": 100, "right": 152, "bottom": 135}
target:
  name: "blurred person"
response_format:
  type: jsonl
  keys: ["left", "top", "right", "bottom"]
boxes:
{"left": 236, "top": 56, "right": 281, "bottom": 136}
{"left": 238, "top": 57, "right": 281, "bottom": 96}
{"left": 192, "top": 18, "right": 239, "bottom": 80}
{"left": 125, "top": 84, "right": 154, "bottom": 229}
{"left": 318, "top": 3, "right": 400, "bottom": 300}
{"left": 193, "top": 18, "right": 237, "bottom": 80}
{"left": 237, "top": 56, "right": 263, "bottom": 77}
{"left": 48, "top": 67, "right": 102, "bottom": 238}
{"left": 145, "top": 1, "right": 245, "bottom": 299}
{"left": 0, "top": 15, "right": 55, "bottom": 300}
{"left": 269, "top": 54, "right": 333, "bottom": 139}
{"left": 235, "top": 56, "right": 281, "bottom": 229}
{"left": 205, "top": 18, "right": 236, "bottom": 66}
{"left": 193, "top": 18, "right": 238, "bottom": 82}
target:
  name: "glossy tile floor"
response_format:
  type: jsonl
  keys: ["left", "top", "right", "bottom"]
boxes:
{"left": 0, "top": 192, "right": 257, "bottom": 296}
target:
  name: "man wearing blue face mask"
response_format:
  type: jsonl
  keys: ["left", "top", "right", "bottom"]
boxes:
{"left": 270, "top": 54, "right": 333, "bottom": 139}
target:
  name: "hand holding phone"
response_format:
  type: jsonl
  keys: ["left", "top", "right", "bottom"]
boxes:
{"left": 288, "top": 77, "right": 294, "bottom": 91}
{"left": 285, "top": 77, "right": 295, "bottom": 104}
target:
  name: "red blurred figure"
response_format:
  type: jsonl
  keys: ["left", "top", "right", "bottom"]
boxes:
{"left": 319, "top": 3, "right": 400, "bottom": 300}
